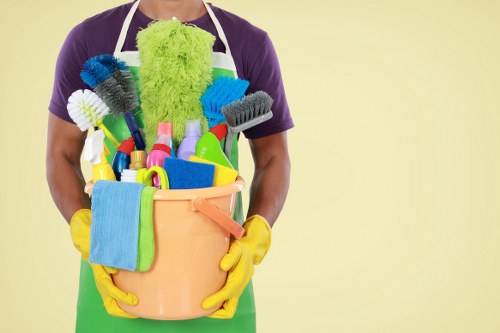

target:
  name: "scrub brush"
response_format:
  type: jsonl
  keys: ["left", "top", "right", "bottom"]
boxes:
{"left": 221, "top": 91, "right": 274, "bottom": 159}
{"left": 67, "top": 89, "right": 120, "bottom": 146}
{"left": 137, "top": 19, "right": 215, "bottom": 150}
{"left": 81, "top": 55, "right": 146, "bottom": 150}
{"left": 201, "top": 76, "right": 249, "bottom": 128}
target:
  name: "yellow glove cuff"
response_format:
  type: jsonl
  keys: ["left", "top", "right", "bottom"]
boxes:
{"left": 69, "top": 208, "right": 92, "bottom": 261}
{"left": 243, "top": 215, "right": 272, "bottom": 265}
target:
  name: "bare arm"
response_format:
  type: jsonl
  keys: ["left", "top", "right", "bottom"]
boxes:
{"left": 247, "top": 131, "right": 291, "bottom": 228}
{"left": 46, "top": 113, "right": 90, "bottom": 223}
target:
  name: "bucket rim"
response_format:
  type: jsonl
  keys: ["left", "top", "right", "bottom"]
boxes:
{"left": 84, "top": 176, "right": 245, "bottom": 201}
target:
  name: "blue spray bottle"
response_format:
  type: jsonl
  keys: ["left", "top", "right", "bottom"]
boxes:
{"left": 112, "top": 137, "right": 135, "bottom": 180}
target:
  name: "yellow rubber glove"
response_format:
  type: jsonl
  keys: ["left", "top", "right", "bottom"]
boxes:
{"left": 69, "top": 209, "right": 92, "bottom": 261}
{"left": 91, "top": 263, "right": 139, "bottom": 318}
{"left": 69, "top": 209, "right": 115, "bottom": 274}
{"left": 70, "top": 209, "right": 139, "bottom": 318}
{"left": 202, "top": 215, "right": 272, "bottom": 319}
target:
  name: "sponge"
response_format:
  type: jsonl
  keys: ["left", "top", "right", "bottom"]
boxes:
{"left": 163, "top": 158, "right": 215, "bottom": 189}
{"left": 189, "top": 155, "right": 238, "bottom": 186}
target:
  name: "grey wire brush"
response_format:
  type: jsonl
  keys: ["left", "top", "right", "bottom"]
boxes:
{"left": 221, "top": 91, "right": 274, "bottom": 158}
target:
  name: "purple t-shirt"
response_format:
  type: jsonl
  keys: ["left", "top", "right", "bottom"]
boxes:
{"left": 49, "top": 1, "right": 293, "bottom": 139}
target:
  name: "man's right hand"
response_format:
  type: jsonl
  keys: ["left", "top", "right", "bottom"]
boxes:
{"left": 70, "top": 209, "right": 139, "bottom": 318}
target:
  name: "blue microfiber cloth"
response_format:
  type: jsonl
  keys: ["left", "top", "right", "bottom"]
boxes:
{"left": 201, "top": 76, "right": 249, "bottom": 128}
{"left": 163, "top": 158, "right": 215, "bottom": 189}
{"left": 90, "top": 180, "right": 145, "bottom": 271}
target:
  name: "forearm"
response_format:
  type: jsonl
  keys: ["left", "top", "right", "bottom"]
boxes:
{"left": 46, "top": 113, "right": 90, "bottom": 223}
{"left": 46, "top": 155, "right": 90, "bottom": 223}
{"left": 247, "top": 155, "right": 291, "bottom": 228}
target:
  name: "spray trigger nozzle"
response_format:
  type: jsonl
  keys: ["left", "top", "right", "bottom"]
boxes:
{"left": 83, "top": 130, "right": 106, "bottom": 165}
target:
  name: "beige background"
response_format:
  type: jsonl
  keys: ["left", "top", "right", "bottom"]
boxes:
{"left": 1, "top": 0, "right": 500, "bottom": 332}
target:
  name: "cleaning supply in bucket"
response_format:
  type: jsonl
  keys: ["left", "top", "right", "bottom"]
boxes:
{"left": 67, "top": 89, "right": 120, "bottom": 147}
{"left": 163, "top": 122, "right": 176, "bottom": 158}
{"left": 137, "top": 19, "right": 214, "bottom": 150}
{"left": 121, "top": 169, "right": 138, "bottom": 183}
{"left": 112, "top": 137, "right": 135, "bottom": 180}
{"left": 222, "top": 91, "right": 274, "bottom": 159}
{"left": 201, "top": 76, "right": 250, "bottom": 128}
{"left": 137, "top": 166, "right": 169, "bottom": 189}
{"left": 137, "top": 185, "right": 157, "bottom": 272}
{"left": 83, "top": 130, "right": 116, "bottom": 181}
{"left": 147, "top": 123, "right": 172, "bottom": 188}
{"left": 177, "top": 120, "right": 202, "bottom": 160}
{"left": 189, "top": 156, "right": 238, "bottom": 186}
{"left": 195, "top": 123, "right": 234, "bottom": 169}
{"left": 163, "top": 158, "right": 215, "bottom": 189}
{"left": 130, "top": 150, "right": 147, "bottom": 170}
{"left": 89, "top": 180, "right": 146, "bottom": 271}
{"left": 81, "top": 55, "right": 146, "bottom": 150}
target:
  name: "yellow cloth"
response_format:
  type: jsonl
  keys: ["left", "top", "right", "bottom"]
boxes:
{"left": 202, "top": 215, "right": 271, "bottom": 318}
{"left": 189, "top": 155, "right": 238, "bottom": 186}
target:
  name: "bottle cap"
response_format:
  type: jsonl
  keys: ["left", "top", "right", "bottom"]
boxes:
{"left": 209, "top": 123, "right": 228, "bottom": 141}
{"left": 152, "top": 143, "right": 172, "bottom": 155}
{"left": 130, "top": 150, "right": 147, "bottom": 170}
{"left": 157, "top": 122, "right": 173, "bottom": 137}
{"left": 121, "top": 169, "right": 138, "bottom": 183}
{"left": 117, "top": 137, "right": 135, "bottom": 155}
{"left": 185, "top": 119, "right": 202, "bottom": 137}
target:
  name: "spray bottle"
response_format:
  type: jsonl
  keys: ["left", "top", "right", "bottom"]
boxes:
{"left": 83, "top": 130, "right": 116, "bottom": 181}
{"left": 164, "top": 121, "right": 176, "bottom": 157}
{"left": 146, "top": 122, "right": 172, "bottom": 188}
{"left": 112, "top": 137, "right": 135, "bottom": 180}
{"left": 177, "top": 119, "right": 202, "bottom": 160}
{"left": 195, "top": 123, "right": 233, "bottom": 169}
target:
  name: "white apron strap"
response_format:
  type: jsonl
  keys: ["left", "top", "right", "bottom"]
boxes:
{"left": 114, "top": 0, "right": 142, "bottom": 54}
{"left": 202, "top": 0, "right": 233, "bottom": 57}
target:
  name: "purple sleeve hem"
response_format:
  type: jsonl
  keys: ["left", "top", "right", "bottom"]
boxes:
{"left": 243, "top": 119, "right": 294, "bottom": 139}
{"left": 48, "top": 100, "right": 75, "bottom": 124}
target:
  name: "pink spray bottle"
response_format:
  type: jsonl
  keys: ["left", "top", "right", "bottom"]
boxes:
{"left": 147, "top": 122, "right": 172, "bottom": 188}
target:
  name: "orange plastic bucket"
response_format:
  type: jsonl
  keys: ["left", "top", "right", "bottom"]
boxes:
{"left": 85, "top": 176, "right": 245, "bottom": 320}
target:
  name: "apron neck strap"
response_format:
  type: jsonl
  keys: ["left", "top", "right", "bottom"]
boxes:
{"left": 115, "top": 0, "right": 141, "bottom": 55}
{"left": 202, "top": 0, "right": 232, "bottom": 56}
{"left": 114, "top": 0, "right": 233, "bottom": 57}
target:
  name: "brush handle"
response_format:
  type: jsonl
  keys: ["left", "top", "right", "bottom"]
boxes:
{"left": 95, "top": 120, "right": 120, "bottom": 147}
{"left": 223, "top": 132, "right": 235, "bottom": 160}
{"left": 124, "top": 111, "right": 146, "bottom": 150}
{"left": 223, "top": 111, "right": 274, "bottom": 159}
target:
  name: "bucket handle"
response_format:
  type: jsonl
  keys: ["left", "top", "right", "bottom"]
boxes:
{"left": 193, "top": 198, "right": 245, "bottom": 239}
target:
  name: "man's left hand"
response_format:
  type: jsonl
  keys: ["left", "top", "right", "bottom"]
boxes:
{"left": 202, "top": 215, "right": 272, "bottom": 319}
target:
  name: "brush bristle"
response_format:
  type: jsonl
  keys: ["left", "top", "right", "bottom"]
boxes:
{"left": 201, "top": 76, "right": 249, "bottom": 128}
{"left": 67, "top": 89, "right": 110, "bottom": 131}
{"left": 81, "top": 59, "right": 112, "bottom": 88}
{"left": 221, "top": 91, "right": 273, "bottom": 127}
{"left": 81, "top": 54, "right": 139, "bottom": 115}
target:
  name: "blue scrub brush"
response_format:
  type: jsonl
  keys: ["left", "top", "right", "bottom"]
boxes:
{"left": 221, "top": 91, "right": 274, "bottom": 159}
{"left": 67, "top": 89, "right": 120, "bottom": 146}
{"left": 81, "top": 55, "right": 146, "bottom": 150}
{"left": 201, "top": 76, "right": 249, "bottom": 128}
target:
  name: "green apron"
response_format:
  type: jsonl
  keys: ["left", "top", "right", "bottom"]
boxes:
{"left": 76, "top": 1, "right": 253, "bottom": 332}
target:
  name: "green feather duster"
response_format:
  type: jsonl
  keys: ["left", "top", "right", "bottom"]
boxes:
{"left": 137, "top": 19, "right": 214, "bottom": 150}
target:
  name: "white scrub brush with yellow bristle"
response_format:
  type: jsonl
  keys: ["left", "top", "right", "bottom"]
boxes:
{"left": 67, "top": 89, "right": 120, "bottom": 147}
